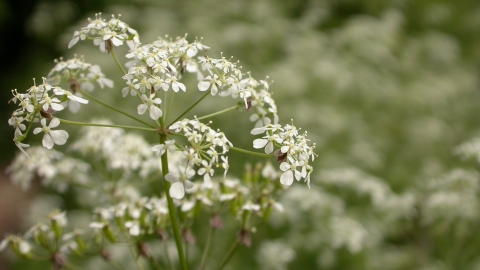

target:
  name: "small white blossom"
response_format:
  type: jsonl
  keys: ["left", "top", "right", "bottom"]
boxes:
{"left": 165, "top": 166, "right": 196, "bottom": 199}
{"left": 137, "top": 94, "right": 162, "bottom": 120}
{"left": 33, "top": 118, "right": 69, "bottom": 149}
{"left": 152, "top": 140, "right": 176, "bottom": 156}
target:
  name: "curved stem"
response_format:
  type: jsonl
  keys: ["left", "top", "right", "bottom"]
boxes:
{"left": 57, "top": 118, "right": 158, "bottom": 132}
{"left": 196, "top": 105, "right": 241, "bottom": 121}
{"left": 111, "top": 50, "right": 126, "bottom": 75}
{"left": 169, "top": 90, "right": 211, "bottom": 125}
{"left": 216, "top": 239, "right": 239, "bottom": 270}
{"left": 78, "top": 89, "right": 156, "bottom": 128}
{"left": 160, "top": 134, "right": 189, "bottom": 270}
{"left": 229, "top": 146, "right": 273, "bottom": 158}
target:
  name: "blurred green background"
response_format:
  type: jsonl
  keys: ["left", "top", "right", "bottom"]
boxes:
{"left": 2, "top": 0, "right": 480, "bottom": 269}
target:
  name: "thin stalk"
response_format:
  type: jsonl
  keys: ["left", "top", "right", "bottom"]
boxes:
{"left": 169, "top": 90, "right": 210, "bottom": 125}
{"left": 78, "top": 89, "right": 156, "bottom": 128}
{"left": 111, "top": 50, "right": 126, "bottom": 75}
{"left": 196, "top": 105, "right": 241, "bottom": 121}
{"left": 216, "top": 239, "right": 239, "bottom": 270}
{"left": 229, "top": 146, "right": 273, "bottom": 158}
{"left": 64, "top": 262, "right": 86, "bottom": 270}
{"left": 198, "top": 227, "right": 215, "bottom": 270}
{"left": 57, "top": 118, "right": 158, "bottom": 132}
{"left": 147, "top": 256, "right": 162, "bottom": 270}
{"left": 160, "top": 134, "right": 189, "bottom": 270}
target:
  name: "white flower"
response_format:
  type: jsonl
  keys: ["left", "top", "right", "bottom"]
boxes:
{"left": 279, "top": 161, "right": 302, "bottom": 186}
{"left": 197, "top": 74, "right": 222, "bottom": 95}
{"left": 165, "top": 166, "right": 195, "bottom": 199}
{"left": 197, "top": 160, "right": 214, "bottom": 187}
{"left": 125, "top": 221, "right": 140, "bottom": 236}
{"left": 122, "top": 79, "right": 139, "bottom": 97}
{"left": 152, "top": 140, "right": 176, "bottom": 156}
{"left": 149, "top": 76, "right": 169, "bottom": 92}
{"left": 39, "top": 95, "right": 64, "bottom": 112}
{"left": 166, "top": 74, "right": 186, "bottom": 92}
{"left": 33, "top": 118, "right": 69, "bottom": 149}
{"left": 137, "top": 94, "right": 162, "bottom": 120}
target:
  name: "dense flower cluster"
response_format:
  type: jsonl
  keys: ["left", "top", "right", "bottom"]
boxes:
{"left": 153, "top": 118, "right": 232, "bottom": 199}
{"left": 8, "top": 78, "right": 77, "bottom": 154}
{"left": 90, "top": 197, "right": 169, "bottom": 238}
{"left": 46, "top": 56, "right": 113, "bottom": 111}
{"left": 68, "top": 13, "right": 140, "bottom": 52}
{"left": 252, "top": 123, "right": 316, "bottom": 187}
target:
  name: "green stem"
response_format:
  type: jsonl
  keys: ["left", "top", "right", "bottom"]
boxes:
{"left": 57, "top": 118, "right": 158, "bottom": 132}
{"left": 196, "top": 105, "right": 241, "bottom": 121}
{"left": 111, "top": 50, "right": 126, "bottom": 75}
{"left": 216, "top": 239, "right": 239, "bottom": 270}
{"left": 78, "top": 89, "right": 156, "bottom": 128}
{"left": 160, "top": 134, "right": 189, "bottom": 270}
{"left": 130, "top": 241, "right": 146, "bottom": 270}
{"left": 229, "top": 146, "right": 273, "bottom": 158}
{"left": 169, "top": 90, "right": 210, "bottom": 125}
{"left": 198, "top": 227, "right": 215, "bottom": 270}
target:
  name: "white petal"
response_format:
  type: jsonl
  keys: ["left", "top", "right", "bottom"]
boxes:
{"left": 68, "top": 36, "right": 80, "bottom": 49}
{"left": 149, "top": 105, "right": 163, "bottom": 120}
{"left": 184, "top": 180, "right": 194, "bottom": 190}
{"left": 279, "top": 162, "right": 290, "bottom": 171}
{"left": 265, "top": 142, "right": 274, "bottom": 154}
{"left": 137, "top": 104, "right": 148, "bottom": 115}
{"left": 198, "top": 81, "right": 210, "bottom": 91}
{"left": 33, "top": 127, "right": 42, "bottom": 135}
{"left": 165, "top": 173, "right": 179, "bottom": 182}
{"left": 50, "top": 130, "right": 69, "bottom": 145}
{"left": 294, "top": 170, "right": 302, "bottom": 181}
{"left": 253, "top": 138, "right": 268, "bottom": 149}
{"left": 69, "top": 95, "right": 89, "bottom": 104}
{"left": 177, "top": 82, "right": 186, "bottom": 91}
{"left": 112, "top": 37, "right": 123, "bottom": 46}
{"left": 280, "top": 171, "right": 294, "bottom": 186}
{"left": 43, "top": 134, "right": 54, "bottom": 149}
{"left": 51, "top": 103, "right": 64, "bottom": 111}
{"left": 203, "top": 174, "right": 213, "bottom": 188}
{"left": 49, "top": 118, "right": 60, "bottom": 128}
{"left": 211, "top": 84, "right": 218, "bottom": 95}
{"left": 169, "top": 182, "right": 185, "bottom": 199}
{"left": 250, "top": 127, "right": 265, "bottom": 135}
{"left": 152, "top": 144, "right": 164, "bottom": 152}
{"left": 172, "top": 83, "right": 179, "bottom": 92}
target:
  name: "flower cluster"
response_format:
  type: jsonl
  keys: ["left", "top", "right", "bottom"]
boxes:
{"left": 47, "top": 56, "right": 113, "bottom": 92}
{"left": 152, "top": 118, "right": 232, "bottom": 199}
{"left": 90, "top": 197, "right": 169, "bottom": 239}
{"left": 8, "top": 78, "right": 78, "bottom": 154}
{"left": 0, "top": 211, "right": 74, "bottom": 263}
{"left": 68, "top": 13, "right": 140, "bottom": 52}
{"left": 251, "top": 123, "right": 316, "bottom": 187}
{"left": 7, "top": 146, "right": 90, "bottom": 192}
{"left": 197, "top": 56, "right": 279, "bottom": 130}
{"left": 120, "top": 35, "right": 210, "bottom": 120}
